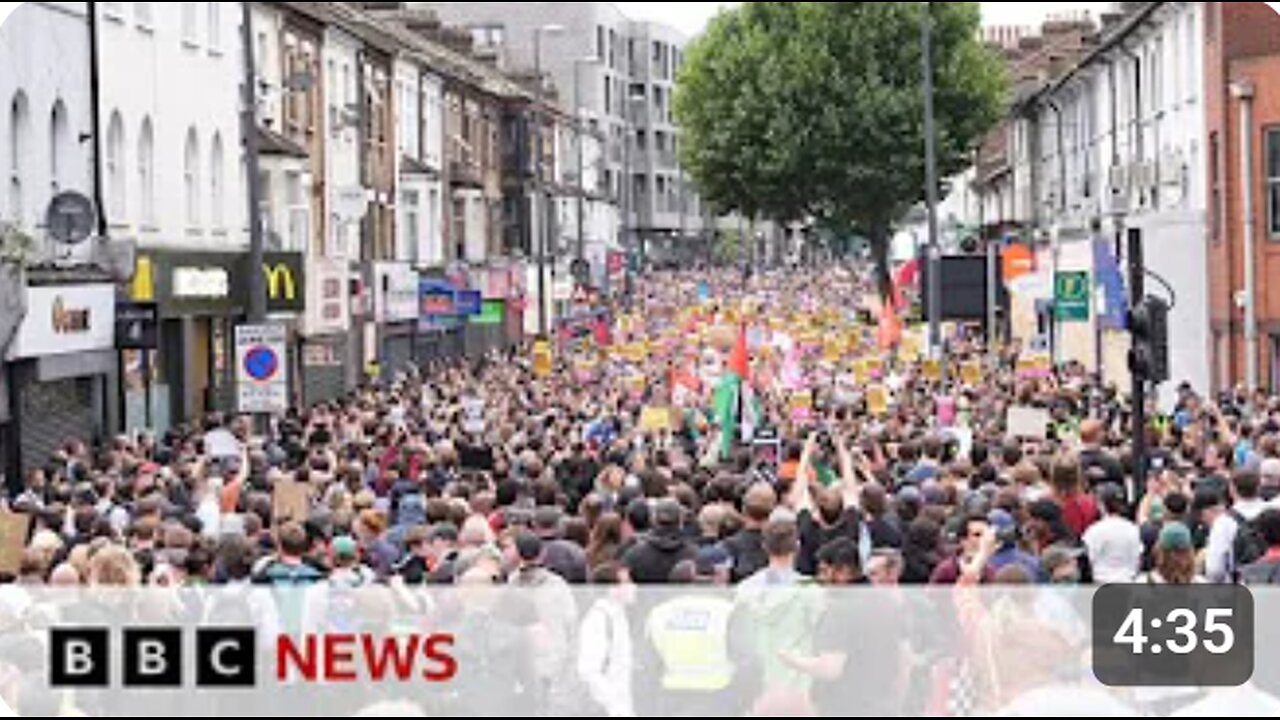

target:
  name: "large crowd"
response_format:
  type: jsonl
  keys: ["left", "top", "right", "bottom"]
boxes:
{"left": 4, "top": 266, "right": 1280, "bottom": 715}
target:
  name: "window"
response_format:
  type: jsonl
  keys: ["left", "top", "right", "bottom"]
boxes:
{"left": 134, "top": 2, "right": 152, "bottom": 29}
{"left": 106, "top": 111, "right": 126, "bottom": 221}
{"left": 49, "top": 100, "right": 68, "bottom": 194}
{"left": 209, "top": 133, "right": 224, "bottom": 229}
{"left": 1268, "top": 128, "right": 1280, "bottom": 240}
{"left": 286, "top": 171, "right": 307, "bottom": 252}
{"left": 597, "top": 26, "right": 606, "bottom": 66}
{"left": 402, "top": 190, "right": 420, "bottom": 262}
{"left": 137, "top": 118, "right": 154, "bottom": 225}
{"left": 8, "top": 92, "right": 28, "bottom": 225}
{"left": 184, "top": 128, "right": 200, "bottom": 227}
{"left": 207, "top": 2, "right": 221, "bottom": 52}
{"left": 181, "top": 3, "right": 198, "bottom": 46}
{"left": 603, "top": 76, "right": 612, "bottom": 116}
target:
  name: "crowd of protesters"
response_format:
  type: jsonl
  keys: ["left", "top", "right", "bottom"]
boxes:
{"left": 2, "top": 266, "right": 1280, "bottom": 715}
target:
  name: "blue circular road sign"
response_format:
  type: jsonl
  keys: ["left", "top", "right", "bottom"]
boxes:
{"left": 244, "top": 345, "right": 280, "bottom": 382}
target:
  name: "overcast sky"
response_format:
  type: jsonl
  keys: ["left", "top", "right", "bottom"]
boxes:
{"left": 613, "top": 2, "right": 1117, "bottom": 37}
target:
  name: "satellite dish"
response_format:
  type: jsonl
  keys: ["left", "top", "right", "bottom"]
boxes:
{"left": 45, "top": 191, "right": 97, "bottom": 246}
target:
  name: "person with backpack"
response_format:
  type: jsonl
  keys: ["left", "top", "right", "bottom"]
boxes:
{"left": 577, "top": 563, "right": 636, "bottom": 717}
{"left": 253, "top": 522, "right": 324, "bottom": 586}
{"left": 1205, "top": 471, "right": 1269, "bottom": 582}
{"left": 1239, "top": 509, "right": 1280, "bottom": 585}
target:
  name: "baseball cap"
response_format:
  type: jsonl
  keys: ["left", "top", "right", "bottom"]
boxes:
{"left": 332, "top": 535, "right": 359, "bottom": 560}
{"left": 987, "top": 509, "right": 1016, "bottom": 532}
{"left": 695, "top": 546, "right": 733, "bottom": 577}
{"left": 1158, "top": 522, "right": 1194, "bottom": 552}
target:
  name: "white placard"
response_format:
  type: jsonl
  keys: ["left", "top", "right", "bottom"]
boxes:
{"left": 236, "top": 324, "right": 289, "bottom": 414}
{"left": 7, "top": 284, "right": 116, "bottom": 359}
{"left": 1006, "top": 405, "right": 1051, "bottom": 441}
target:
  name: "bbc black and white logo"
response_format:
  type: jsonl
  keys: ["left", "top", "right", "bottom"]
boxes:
{"left": 50, "top": 628, "right": 256, "bottom": 688}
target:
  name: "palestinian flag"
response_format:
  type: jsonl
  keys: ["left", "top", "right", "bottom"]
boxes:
{"left": 713, "top": 325, "right": 751, "bottom": 459}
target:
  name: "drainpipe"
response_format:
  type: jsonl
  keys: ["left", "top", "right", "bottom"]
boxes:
{"left": 1232, "top": 81, "right": 1258, "bottom": 393}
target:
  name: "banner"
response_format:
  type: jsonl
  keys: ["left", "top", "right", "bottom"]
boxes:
{"left": 790, "top": 390, "right": 814, "bottom": 423}
{"left": 640, "top": 406, "right": 674, "bottom": 433}
{"left": 867, "top": 384, "right": 889, "bottom": 416}
{"left": 532, "top": 340, "right": 553, "bottom": 378}
{"left": 1007, "top": 405, "right": 1051, "bottom": 440}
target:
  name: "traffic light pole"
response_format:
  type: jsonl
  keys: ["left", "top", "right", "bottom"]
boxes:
{"left": 1128, "top": 227, "right": 1146, "bottom": 505}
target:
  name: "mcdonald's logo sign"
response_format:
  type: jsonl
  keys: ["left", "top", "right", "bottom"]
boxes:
{"left": 261, "top": 253, "right": 305, "bottom": 313}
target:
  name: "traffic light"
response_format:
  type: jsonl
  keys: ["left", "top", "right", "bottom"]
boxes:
{"left": 1128, "top": 296, "right": 1170, "bottom": 384}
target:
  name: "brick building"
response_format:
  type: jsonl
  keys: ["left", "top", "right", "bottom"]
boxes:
{"left": 1205, "top": 1, "right": 1280, "bottom": 392}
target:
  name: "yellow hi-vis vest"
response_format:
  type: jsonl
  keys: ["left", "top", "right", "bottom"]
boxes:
{"left": 645, "top": 594, "right": 735, "bottom": 691}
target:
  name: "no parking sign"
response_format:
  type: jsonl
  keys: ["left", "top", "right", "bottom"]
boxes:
{"left": 236, "top": 324, "right": 288, "bottom": 414}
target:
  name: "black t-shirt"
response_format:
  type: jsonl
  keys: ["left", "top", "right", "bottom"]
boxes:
{"left": 1079, "top": 447, "right": 1125, "bottom": 488}
{"left": 723, "top": 528, "right": 768, "bottom": 583}
{"left": 797, "top": 507, "right": 863, "bottom": 576}
{"left": 811, "top": 590, "right": 905, "bottom": 716}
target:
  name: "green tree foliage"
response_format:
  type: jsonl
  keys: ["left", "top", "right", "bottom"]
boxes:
{"left": 676, "top": 2, "right": 1006, "bottom": 295}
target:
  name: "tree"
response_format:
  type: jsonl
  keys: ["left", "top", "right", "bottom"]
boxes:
{"left": 675, "top": 2, "right": 1005, "bottom": 296}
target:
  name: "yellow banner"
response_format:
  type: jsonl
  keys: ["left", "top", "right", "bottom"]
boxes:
{"left": 640, "top": 406, "right": 674, "bottom": 433}
{"left": 961, "top": 361, "right": 983, "bottom": 386}
{"left": 532, "top": 341, "right": 553, "bottom": 378}
{"left": 867, "top": 384, "right": 890, "bottom": 416}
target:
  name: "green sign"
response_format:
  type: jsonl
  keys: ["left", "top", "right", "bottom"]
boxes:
{"left": 474, "top": 299, "right": 504, "bottom": 326}
{"left": 1054, "top": 271, "right": 1091, "bottom": 322}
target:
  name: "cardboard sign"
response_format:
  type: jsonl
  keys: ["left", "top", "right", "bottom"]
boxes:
{"left": 628, "top": 374, "right": 647, "bottom": 399}
{"left": 922, "top": 359, "right": 943, "bottom": 382}
{"left": 273, "top": 480, "right": 311, "bottom": 524}
{"left": 640, "top": 406, "right": 674, "bottom": 433}
{"left": 961, "top": 361, "right": 983, "bottom": 387}
{"left": 823, "top": 341, "right": 842, "bottom": 363}
{"left": 866, "top": 358, "right": 885, "bottom": 380}
{"left": 790, "top": 390, "right": 814, "bottom": 423}
{"left": 867, "top": 384, "right": 890, "bottom": 416}
{"left": 0, "top": 512, "right": 31, "bottom": 576}
{"left": 898, "top": 331, "right": 923, "bottom": 363}
{"left": 852, "top": 359, "right": 871, "bottom": 385}
{"left": 1017, "top": 353, "right": 1053, "bottom": 379}
{"left": 532, "top": 341, "right": 553, "bottom": 378}
{"left": 1006, "top": 406, "right": 1051, "bottom": 440}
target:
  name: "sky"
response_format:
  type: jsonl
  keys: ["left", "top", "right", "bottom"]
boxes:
{"left": 613, "top": 2, "right": 1116, "bottom": 38}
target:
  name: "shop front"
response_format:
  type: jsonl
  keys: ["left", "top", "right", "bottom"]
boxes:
{"left": 128, "top": 252, "right": 244, "bottom": 431}
{"left": 4, "top": 282, "right": 116, "bottom": 484}
{"left": 371, "top": 262, "right": 420, "bottom": 382}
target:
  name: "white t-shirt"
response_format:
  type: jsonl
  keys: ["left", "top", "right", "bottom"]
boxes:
{"left": 1083, "top": 515, "right": 1142, "bottom": 584}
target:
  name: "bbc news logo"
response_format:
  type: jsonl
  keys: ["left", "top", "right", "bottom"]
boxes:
{"left": 50, "top": 629, "right": 457, "bottom": 688}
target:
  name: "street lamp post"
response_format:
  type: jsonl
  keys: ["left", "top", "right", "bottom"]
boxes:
{"left": 532, "top": 24, "right": 565, "bottom": 338}
{"left": 921, "top": 2, "right": 942, "bottom": 362}
{"left": 574, "top": 57, "right": 601, "bottom": 266}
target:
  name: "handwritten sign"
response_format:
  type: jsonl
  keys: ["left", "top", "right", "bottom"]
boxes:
{"left": 532, "top": 341, "right": 553, "bottom": 378}
{"left": 0, "top": 512, "right": 31, "bottom": 576}
{"left": 790, "top": 390, "right": 814, "bottom": 423}
{"left": 867, "top": 384, "right": 890, "bottom": 416}
{"left": 272, "top": 479, "right": 310, "bottom": 524}
{"left": 922, "top": 359, "right": 943, "bottom": 382}
{"left": 1017, "top": 353, "right": 1053, "bottom": 379}
{"left": 640, "top": 406, "right": 675, "bottom": 433}
{"left": 1006, "top": 406, "right": 1051, "bottom": 441}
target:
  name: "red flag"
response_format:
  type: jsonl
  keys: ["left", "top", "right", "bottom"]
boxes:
{"left": 878, "top": 303, "right": 903, "bottom": 351}
{"left": 593, "top": 315, "right": 612, "bottom": 347}
{"left": 727, "top": 324, "right": 750, "bottom": 382}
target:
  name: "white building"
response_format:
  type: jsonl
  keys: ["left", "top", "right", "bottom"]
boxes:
{"left": 98, "top": 1, "right": 248, "bottom": 428}
{"left": 0, "top": 2, "right": 120, "bottom": 480}
{"left": 323, "top": 24, "right": 363, "bottom": 263}
{"left": 0, "top": 2, "right": 93, "bottom": 245}
{"left": 393, "top": 56, "right": 445, "bottom": 269}
{"left": 999, "top": 2, "right": 1209, "bottom": 403}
